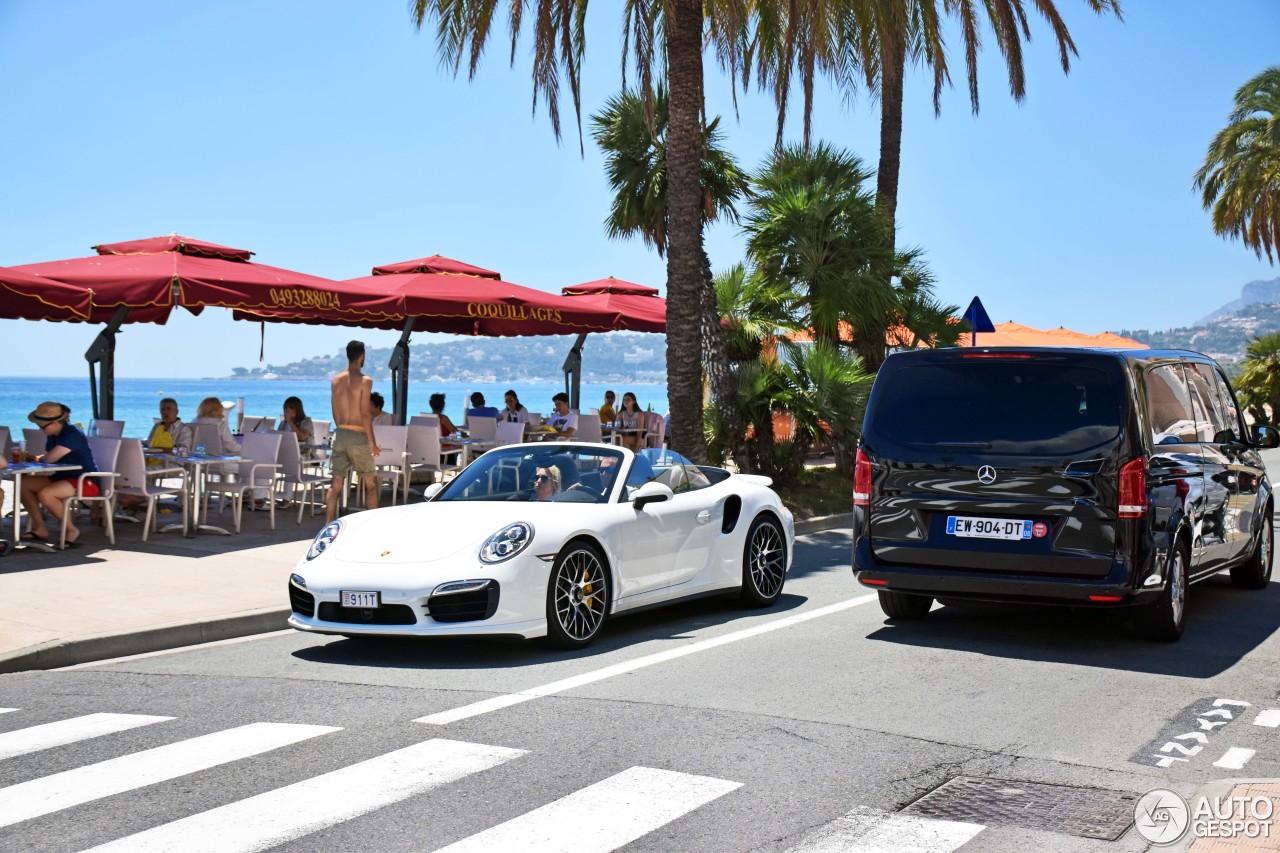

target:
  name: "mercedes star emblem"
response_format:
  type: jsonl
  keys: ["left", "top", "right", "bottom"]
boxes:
{"left": 977, "top": 466, "right": 997, "bottom": 484}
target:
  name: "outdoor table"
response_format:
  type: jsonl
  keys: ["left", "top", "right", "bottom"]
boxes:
{"left": 148, "top": 452, "right": 243, "bottom": 536}
{"left": 447, "top": 436, "right": 495, "bottom": 465}
{"left": 523, "top": 425, "right": 565, "bottom": 443}
{"left": 2, "top": 461, "right": 82, "bottom": 555}
{"left": 602, "top": 426, "right": 646, "bottom": 446}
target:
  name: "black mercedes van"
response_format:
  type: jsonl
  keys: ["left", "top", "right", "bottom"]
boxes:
{"left": 852, "top": 347, "right": 1278, "bottom": 640}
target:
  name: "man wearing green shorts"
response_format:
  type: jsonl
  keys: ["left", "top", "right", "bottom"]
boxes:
{"left": 325, "top": 340, "right": 381, "bottom": 523}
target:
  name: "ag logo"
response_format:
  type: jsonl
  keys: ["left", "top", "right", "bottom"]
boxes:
{"left": 1133, "top": 788, "right": 1189, "bottom": 844}
{"left": 977, "top": 466, "right": 997, "bottom": 484}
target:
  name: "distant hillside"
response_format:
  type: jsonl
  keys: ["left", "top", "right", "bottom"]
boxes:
{"left": 1197, "top": 276, "right": 1280, "bottom": 325}
{"left": 1117, "top": 303, "right": 1280, "bottom": 363}
{"left": 228, "top": 332, "right": 668, "bottom": 384}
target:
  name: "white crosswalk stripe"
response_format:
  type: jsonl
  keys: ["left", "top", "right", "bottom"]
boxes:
{"left": 0, "top": 712, "right": 173, "bottom": 761}
{"left": 783, "top": 806, "right": 984, "bottom": 852}
{"left": 83, "top": 738, "right": 526, "bottom": 853}
{"left": 1213, "top": 746, "right": 1256, "bottom": 770}
{"left": 1254, "top": 708, "right": 1280, "bottom": 727}
{"left": 0, "top": 721, "right": 338, "bottom": 829}
{"left": 431, "top": 766, "right": 742, "bottom": 853}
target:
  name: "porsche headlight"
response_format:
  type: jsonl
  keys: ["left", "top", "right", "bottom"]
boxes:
{"left": 307, "top": 521, "right": 341, "bottom": 561}
{"left": 480, "top": 522, "right": 533, "bottom": 564}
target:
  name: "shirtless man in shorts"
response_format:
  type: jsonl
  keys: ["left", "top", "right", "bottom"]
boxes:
{"left": 325, "top": 340, "right": 381, "bottom": 523}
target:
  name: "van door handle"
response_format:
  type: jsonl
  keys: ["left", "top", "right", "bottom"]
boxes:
{"left": 696, "top": 510, "right": 712, "bottom": 524}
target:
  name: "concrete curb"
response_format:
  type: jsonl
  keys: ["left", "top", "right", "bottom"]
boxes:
{"left": 795, "top": 513, "right": 851, "bottom": 535}
{"left": 0, "top": 607, "right": 293, "bottom": 673}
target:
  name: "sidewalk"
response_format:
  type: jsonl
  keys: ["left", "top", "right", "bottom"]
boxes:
{"left": 1, "top": 502, "right": 850, "bottom": 673}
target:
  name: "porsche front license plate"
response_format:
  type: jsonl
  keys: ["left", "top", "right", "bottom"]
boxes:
{"left": 341, "top": 590, "right": 380, "bottom": 608}
{"left": 946, "top": 516, "right": 1031, "bottom": 540}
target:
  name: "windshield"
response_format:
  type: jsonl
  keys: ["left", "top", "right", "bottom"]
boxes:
{"left": 435, "top": 445, "right": 626, "bottom": 504}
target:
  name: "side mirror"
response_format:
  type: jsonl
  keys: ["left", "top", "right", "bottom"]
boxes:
{"left": 632, "top": 481, "right": 673, "bottom": 510}
{"left": 1250, "top": 424, "right": 1280, "bottom": 449}
{"left": 423, "top": 482, "right": 445, "bottom": 500}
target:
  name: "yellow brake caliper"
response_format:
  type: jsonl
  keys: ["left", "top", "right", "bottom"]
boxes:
{"left": 582, "top": 569, "right": 593, "bottom": 608}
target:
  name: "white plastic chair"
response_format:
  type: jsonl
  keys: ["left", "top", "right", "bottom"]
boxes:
{"left": 275, "top": 432, "right": 331, "bottom": 523}
{"left": 373, "top": 425, "right": 412, "bottom": 504}
{"left": 0, "top": 426, "right": 11, "bottom": 461}
{"left": 202, "top": 431, "right": 281, "bottom": 532}
{"left": 526, "top": 412, "right": 541, "bottom": 425}
{"left": 467, "top": 416, "right": 497, "bottom": 442}
{"left": 23, "top": 428, "right": 44, "bottom": 454}
{"left": 406, "top": 423, "right": 461, "bottom": 486}
{"left": 59, "top": 436, "right": 122, "bottom": 548}
{"left": 494, "top": 421, "right": 525, "bottom": 448}
{"left": 410, "top": 415, "right": 439, "bottom": 428}
{"left": 575, "top": 416, "right": 603, "bottom": 444}
{"left": 115, "top": 438, "right": 187, "bottom": 541}
{"left": 90, "top": 419, "right": 124, "bottom": 438}
{"left": 240, "top": 415, "right": 271, "bottom": 434}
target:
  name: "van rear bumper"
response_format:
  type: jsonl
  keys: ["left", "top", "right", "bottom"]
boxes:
{"left": 853, "top": 538, "right": 1160, "bottom": 606}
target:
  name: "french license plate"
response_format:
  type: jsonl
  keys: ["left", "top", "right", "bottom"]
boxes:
{"left": 341, "top": 590, "right": 380, "bottom": 608}
{"left": 946, "top": 516, "right": 1031, "bottom": 540}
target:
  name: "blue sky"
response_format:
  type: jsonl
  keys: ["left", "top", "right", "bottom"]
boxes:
{"left": 0, "top": 0, "right": 1277, "bottom": 377}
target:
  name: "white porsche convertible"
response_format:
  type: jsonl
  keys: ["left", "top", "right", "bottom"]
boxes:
{"left": 288, "top": 443, "right": 795, "bottom": 647}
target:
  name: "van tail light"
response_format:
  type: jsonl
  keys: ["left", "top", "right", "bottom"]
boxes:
{"left": 854, "top": 448, "right": 872, "bottom": 507}
{"left": 1118, "top": 457, "right": 1147, "bottom": 519}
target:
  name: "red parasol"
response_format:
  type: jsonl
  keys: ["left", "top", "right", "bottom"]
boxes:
{"left": 10, "top": 235, "right": 355, "bottom": 418}
{"left": 372, "top": 254, "right": 502, "bottom": 279}
{"left": 0, "top": 265, "right": 94, "bottom": 323}
{"left": 12, "top": 235, "right": 367, "bottom": 325}
{"left": 561, "top": 277, "right": 666, "bottom": 333}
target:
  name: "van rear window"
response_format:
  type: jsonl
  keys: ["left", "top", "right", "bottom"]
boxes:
{"left": 871, "top": 362, "right": 1123, "bottom": 454}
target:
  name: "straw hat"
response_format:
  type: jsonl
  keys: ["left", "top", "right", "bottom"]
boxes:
{"left": 28, "top": 401, "right": 70, "bottom": 424}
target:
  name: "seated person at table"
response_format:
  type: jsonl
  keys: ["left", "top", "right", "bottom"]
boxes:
{"left": 598, "top": 390, "right": 617, "bottom": 424}
{"left": 532, "top": 465, "right": 561, "bottom": 501}
{"left": 276, "top": 396, "right": 314, "bottom": 446}
{"left": 190, "top": 396, "right": 240, "bottom": 453}
{"left": 547, "top": 392, "right": 577, "bottom": 438}
{"left": 429, "top": 393, "right": 457, "bottom": 437}
{"left": 21, "top": 401, "right": 99, "bottom": 547}
{"left": 617, "top": 391, "right": 645, "bottom": 452}
{"left": 466, "top": 391, "right": 500, "bottom": 423}
{"left": 370, "top": 392, "right": 394, "bottom": 426}
{"left": 500, "top": 389, "right": 530, "bottom": 424}
{"left": 146, "top": 397, "right": 193, "bottom": 451}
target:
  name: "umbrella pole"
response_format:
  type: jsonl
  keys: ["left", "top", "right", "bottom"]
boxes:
{"left": 388, "top": 318, "right": 414, "bottom": 426}
{"left": 562, "top": 333, "right": 588, "bottom": 411}
{"left": 83, "top": 306, "right": 131, "bottom": 420}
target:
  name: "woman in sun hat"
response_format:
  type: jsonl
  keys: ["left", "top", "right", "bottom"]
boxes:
{"left": 22, "top": 401, "right": 99, "bottom": 548}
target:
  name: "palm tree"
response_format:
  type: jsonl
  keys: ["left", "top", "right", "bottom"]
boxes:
{"left": 410, "top": 0, "right": 717, "bottom": 460}
{"left": 746, "top": 1, "right": 1122, "bottom": 368}
{"left": 1237, "top": 332, "right": 1280, "bottom": 423}
{"left": 744, "top": 142, "right": 897, "bottom": 354}
{"left": 590, "top": 85, "right": 749, "bottom": 449}
{"left": 1195, "top": 66, "right": 1280, "bottom": 264}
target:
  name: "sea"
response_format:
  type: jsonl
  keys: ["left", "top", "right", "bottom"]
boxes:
{"left": 0, "top": 376, "right": 669, "bottom": 442}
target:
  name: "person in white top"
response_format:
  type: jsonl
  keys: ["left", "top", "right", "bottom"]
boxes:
{"left": 547, "top": 392, "right": 577, "bottom": 438}
{"left": 370, "top": 392, "right": 395, "bottom": 426}
{"left": 191, "top": 397, "right": 241, "bottom": 453}
{"left": 500, "top": 389, "right": 530, "bottom": 424}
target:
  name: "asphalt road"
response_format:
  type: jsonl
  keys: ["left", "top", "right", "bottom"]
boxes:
{"left": 1, "top": 522, "right": 1278, "bottom": 851}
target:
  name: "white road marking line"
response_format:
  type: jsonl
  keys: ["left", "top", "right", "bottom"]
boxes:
{"left": 83, "top": 738, "right": 526, "bottom": 853}
{"left": 56, "top": 630, "right": 297, "bottom": 670}
{"left": 1213, "top": 747, "right": 1256, "bottom": 770}
{"left": 431, "top": 766, "right": 741, "bottom": 853}
{"left": 416, "top": 594, "right": 878, "bottom": 725}
{"left": 0, "top": 708, "right": 17, "bottom": 714}
{"left": 0, "top": 712, "right": 174, "bottom": 761}
{"left": 1254, "top": 709, "right": 1280, "bottom": 728}
{"left": 0, "top": 722, "right": 338, "bottom": 828}
{"left": 783, "top": 806, "right": 984, "bottom": 853}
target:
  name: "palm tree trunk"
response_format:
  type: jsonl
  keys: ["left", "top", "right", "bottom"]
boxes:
{"left": 665, "top": 0, "right": 709, "bottom": 462}
{"left": 865, "top": 28, "right": 907, "bottom": 373}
